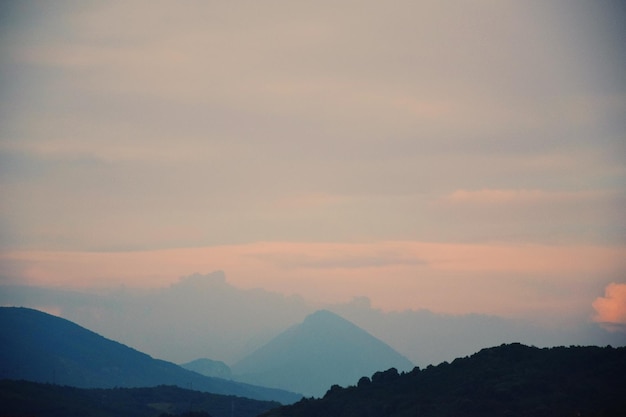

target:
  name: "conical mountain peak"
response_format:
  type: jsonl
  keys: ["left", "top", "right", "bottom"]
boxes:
{"left": 301, "top": 309, "right": 352, "bottom": 327}
{"left": 304, "top": 309, "right": 337, "bottom": 322}
{"left": 232, "top": 310, "right": 413, "bottom": 397}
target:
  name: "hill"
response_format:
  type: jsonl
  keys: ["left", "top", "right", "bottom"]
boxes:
{"left": 180, "top": 358, "right": 232, "bottom": 379}
{"left": 232, "top": 310, "right": 413, "bottom": 397}
{"left": 261, "top": 343, "right": 626, "bottom": 417}
{"left": 0, "top": 380, "right": 279, "bottom": 417}
{"left": 0, "top": 307, "right": 301, "bottom": 404}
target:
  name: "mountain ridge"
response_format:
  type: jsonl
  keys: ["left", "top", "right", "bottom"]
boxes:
{"left": 261, "top": 343, "right": 626, "bottom": 417}
{"left": 180, "top": 358, "right": 232, "bottom": 379}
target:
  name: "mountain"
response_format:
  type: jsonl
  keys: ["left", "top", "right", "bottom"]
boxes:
{"left": 0, "top": 380, "right": 279, "bottom": 417}
{"left": 261, "top": 343, "right": 626, "bottom": 417}
{"left": 3, "top": 279, "right": 624, "bottom": 369}
{"left": 231, "top": 310, "right": 414, "bottom": 397}
{"left": 181, "top": 358, "right": 232, "bottom": 379}
{"left": 0, "top": 307, "right": 301, "bottom": 404}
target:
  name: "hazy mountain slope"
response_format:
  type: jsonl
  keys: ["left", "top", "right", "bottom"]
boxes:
{"left": 330, "top": 297, "right": 626, "bottom": 366}
{"left": 0, "top": 272, "right": 312, "bottom": 364}
{"left": 232, "top": 310, "right": 413, "bottom": 397}
{"left": 181, "top": 358, "right": 232, "bottom": 379}
{"left": 0, "top": 307, "right": 300, "bottom": 404}
{"left": 262, "top": 343, "right": 626, "bottom": 417}
{"left": 0, "top": 380, "right": 279, "bottom": 417}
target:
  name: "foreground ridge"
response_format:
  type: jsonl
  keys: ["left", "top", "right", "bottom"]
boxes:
{"left": 261, "top": 343, "right": 626, "bottom": 417}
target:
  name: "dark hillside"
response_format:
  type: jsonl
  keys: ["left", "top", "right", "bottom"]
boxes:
{"left": 0, "top": 380, "right": 279, "bottom": 417}
{"left": 261, "top": 343, "right": 626, "bottom": 417}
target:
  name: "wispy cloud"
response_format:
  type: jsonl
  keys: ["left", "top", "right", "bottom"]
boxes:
{"left": 440, "top": 188, "right": 617, "bottom": 206}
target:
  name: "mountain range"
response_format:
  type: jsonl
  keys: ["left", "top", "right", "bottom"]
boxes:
{"left": 2, "top": 272, "right": 623, "bottom": 368}
{"left": 232, "top": 309, "right": 414, "bottom": 397}
{"left": 0, "top": 306, "right": 300, "bottom": 404}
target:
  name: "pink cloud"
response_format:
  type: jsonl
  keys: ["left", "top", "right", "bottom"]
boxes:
{"left": 593, "top": 283, "right": 626, "bottom": 332}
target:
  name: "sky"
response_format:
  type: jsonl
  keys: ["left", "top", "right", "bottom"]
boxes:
{"left": 1, "top": 1, "right": 625, "bottom": 330}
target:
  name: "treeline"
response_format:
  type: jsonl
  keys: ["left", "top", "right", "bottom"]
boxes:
{"left": 261, "top": 343, "right": 626, "bottom": 417}
{"left": 0, "top": 381, "right": 279, "bottom": 417}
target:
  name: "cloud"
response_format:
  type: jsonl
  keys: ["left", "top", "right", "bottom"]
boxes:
{"left": 248, "top": 250, "right": 426, "bottom": 270}
{"left": 440, "top": 189, "right": 611, "bottom": 206}
{"left": 443, "top": 189, "right": 552, "bottom": 205}
{"left": 2, "top": 242, "right": 624, "bottom": 319}
{"left": 1, "top": 0, "right": 625, "bottom": 332}
{"left": 593, "top": 283, "right": 626, "bottom": 332}
{"left": 269, "top": 193, "right": 348, "bottom": 210}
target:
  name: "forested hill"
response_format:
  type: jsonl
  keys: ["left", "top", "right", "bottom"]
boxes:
{"left": 261, "top": 343, "right": 626, "bottom": 417}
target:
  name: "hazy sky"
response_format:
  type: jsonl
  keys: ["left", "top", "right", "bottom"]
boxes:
{"left": 1, "top": 1, "right": 625, "bottom": 327}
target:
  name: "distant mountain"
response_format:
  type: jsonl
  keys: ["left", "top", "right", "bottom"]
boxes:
{"left": 181, "top": 358, "right": 232, "bottom": 379}
{"left": 261, "top": 343, "right": 626, "bottom": 417}
{"left": 0, "top": 307, "right": 301, "bottom": 404}
{"left": 330, "top": 297, "right": 626, "bottom": 366}
{"left": 0, "top": 380, "right": 279, "bottom": 417}
{"left": 232, "top": 310, "right": 414, "bottom": 397}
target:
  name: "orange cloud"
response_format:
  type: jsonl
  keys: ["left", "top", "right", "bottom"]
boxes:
{"left": 592, "top": 283, "right": 626, "bottom": 332}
